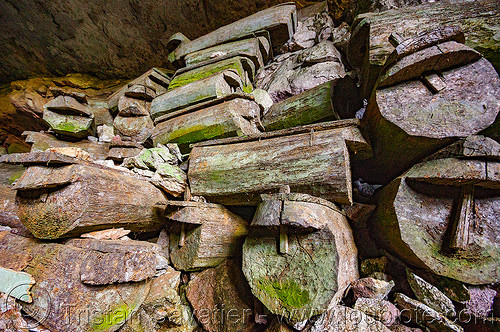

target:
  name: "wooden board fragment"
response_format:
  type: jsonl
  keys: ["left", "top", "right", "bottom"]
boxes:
{"left": 243, "top": 193, "right": 358, "bottom": 323}
{"left": 162, "top": 201, "right": 249, "bottom": 271}
{"left": 152, "top": 97, "right": 262, "bottom": 151}
{"left": 0, "top": 267, "right": 35, "bottom": 303}
{"left": 373, "top": 157, "right": 500, "bottom": 284}
{"left": 15, "top": 164, "right": 167, "bottom": 239}
{"left": 184, "top": 35, "right": 271, "bottom": 70}
{"left": 150, "top": 70, "right": 244, "bottom": 120}
{"left": 169, "top": 3, "right": 297, "bottom": 63}
{"left": 188, "top": 120, "right": 371, "bottom": 205}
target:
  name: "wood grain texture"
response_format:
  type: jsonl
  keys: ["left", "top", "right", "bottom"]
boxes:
{"left": 15, "top": 164, "right": 167, "bottom": 239}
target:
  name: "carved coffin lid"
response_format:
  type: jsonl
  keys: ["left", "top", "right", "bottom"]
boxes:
{"left": 168, "top": 56, "right": 256, "bottom": 92}
{"left": 150, "top": 69, "right": 244, "bottom": 120}
{"left": 184, "top": 35, "right": 271, "bottom": 70}
{"left": 44, "top": 95, "right": 92, "bottom": 117}
{"left": 168, "top": 2, "right": 297, "bottom": 63}
{"left": 251, "top": 192, "right": 342, "bottom": 231}
{"left": 43, "top": 109, "right": 95, "bottom": 139}
{"left": 0, "top": 151, "right": 94, "bottom": 167}
{"left": 159, "top": 200, "right": 226, "bottom": 226}
{"left": 124, "top": 84, "right": 156, "bottom": 101}
{"left": 188, "top": 120, "right": 372, "bottom": 205}
{"left": 376, "top": 157, "right": 500, "bottom": 284}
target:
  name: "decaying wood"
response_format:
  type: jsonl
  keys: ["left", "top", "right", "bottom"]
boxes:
{"left": 349, "top": 0, "right": 500, "bottom": 96}
{"left": 373, "top": 157, "right": 500, "bottom": 284}
{"left": 159, "top": 200, "right": 249, "bottom": 271}
{"left": 150, "top": 70, "right": 244, "bottom": 120}
{"left": 43, "top": 109, "right": 95, "bottom": 139}
{"left": 186, "top": 260, "right": 255, "bottom": 332}
{"left": 0, "top": 231, "right": 152, "bottom": 331}
{"left": 242, "top": 193, "right": 358, "bottom": 323}
{"left": 44, "top": 95, "right": 92, "bottom": 116}
{"left": 118, "top": 95, "right": 151, "bottom": 117}
{"left": 184, "top": 35, "right": 271, "bottom": 70}
{"left": 14, "top": 164, "right": 167, "bottom": 239}
{"left": 152, "top": 97, "right": 262, "bottom": 151}
{"left": 0, "top": 267, "right": 35, "bottom": 303}
{"left": 169, "top": 56, "right": 255, "bottom": 92}
{"left": 108, "top": 67, "right": 171, "bottom": 109}
{"left": 125, "top": 84, "right": 156, "bottom": 101}
{"left": 188, "top": 120, "right": 371, "bottom": 205}
{"left": 168, "top": 3, "right": 297, "bottom": 63}
{"left": 113, "top": 114, "right": 154, "bottom": 143}
{"left": 261, "top": 81, "right": 340, "bottom": 131}
{"left": 0, "top": 151, "right": 94, "bottom": 166}
{"left": 65, "top": 238, "right": 168, "bottom": 285}
{"left": 360, "top": 57, "right": 500, "bottom": 184}
{"left": 23, "top": 131, "right": 110, "bottom": 160}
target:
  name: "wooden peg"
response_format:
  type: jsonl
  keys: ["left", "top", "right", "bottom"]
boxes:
{"left": 389, "top": 32, "right": 405, "bottom": 47}
{"left": 449, "top": 184, "right": 474, "bottom": 250}
{"left": 279, "top": 224, "right": 289, "bottom": 254}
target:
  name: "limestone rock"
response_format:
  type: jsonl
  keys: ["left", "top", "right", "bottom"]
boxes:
{"left": 394, "top": 293, "right": 463, "bottom": 332}
{"left": 464, "top": 286, "right": 497, "bottom": 318}
{"left": 113, "top": 114, "right": 154, "bottom": 144}
{"left": 97, "top": 124, "right": 115, "bottom": 143}
{"left": 360, "top": 257, "right": 389, "bottom": 278}
{"left": 354, "top": 298, "right": 400, "bottom": 326}
{"left": 407, "top": 270, "right": 456, "bottom": 318}
{"left": 352, "top": 278, "right": 395, "bottom": 301}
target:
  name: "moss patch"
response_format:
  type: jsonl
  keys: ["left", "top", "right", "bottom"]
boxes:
{"left": 92, "top": 303, "right": 133, "bottom": 331}
{"left": 255, "top": 278, "right": 310, "bottom": 309}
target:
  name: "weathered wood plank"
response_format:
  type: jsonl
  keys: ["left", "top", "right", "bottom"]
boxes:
{"left": 184, "top": 35, "right": 271, "bottom": 70}
{"left": 373, "top": 157, "right": 500, "bottom": 285}
{"left": 169, "top": 56, "right": 255, "bottom": 93}
{"left": 163, "top": 201, "right": 249, "bottom": 271}
{"left": 43, "top": 109, "right": 95, "bottom": 139}
{"left": 15, "top": 164, "right": 167, "bottom": 239}
{"left": 169, "top": 3, "right": 297, "bottom": 63}
{"left": 349, "top": 0, "right": 500, "bottom": 97}
{"left": 150, "top": 70, "right": 244, "bottom": 120}
{"left": 0, "top": 151, "right": 93, "bottom": 166}
{"left": 243, "top": 193, "right": 358, "bottom": 323}
{"left": 113, "top": 114, "right": 154, "bottom": 144}
{"left": 152, "top": 97, "right": 262, "bottom": 151}
{"left": 188, "top": 121, "right": 371, "bottom": 205}
{"left": 261, "top": 81, "right": 340, "bottom": 131}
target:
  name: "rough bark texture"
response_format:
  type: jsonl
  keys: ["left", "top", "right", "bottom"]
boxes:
{"left": 243, "top": 193, "right": 358, "bottom": 323}
{"left": 188, "top": 120, "right": 371, "bottom": 205}
{"left": 15, "top": 164, "right": 167, "bottom": 239}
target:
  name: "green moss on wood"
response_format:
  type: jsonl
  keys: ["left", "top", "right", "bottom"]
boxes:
{"left": 255, "top": 278, "right": 310, "bottom": 309}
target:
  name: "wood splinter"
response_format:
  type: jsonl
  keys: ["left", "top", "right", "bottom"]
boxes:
{"left": 278, "top": 185, "right": 290, "bottom": 254}
{"left": 449, "top": 184, "right": 474, "bottom": 251}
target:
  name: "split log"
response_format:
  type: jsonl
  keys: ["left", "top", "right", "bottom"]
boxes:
{"left": 152, "top": 96, "right": 262, "bottom": 151}
{"left": 150, "top": 70, "right": 244, "bottom": 121}
{"left": 113, "top": 114, "right": 154, "bottom": 144}
{"left": 168, "top": 56, "right": 255, "bottom": 93}
{"left": 168, "top": 3, "right": 297, "bottom": 63}
{"left": 0, "top": 151, "right": 94, "bottom": 166}
{"left": 108, "top": 67, "right": 171, "bottom": 110}
{"left": 118, "top": 95, "right": 151, "bottom": 117}
{"left": 184, "top": 35, "right": 271, "bottom": 70}
{"left": 14, "top": 164, "right": 167, "bottom": 239}
{"left": 163, "top": 200, "right": 248, "bottom": 271}
{"left": 373, "top": 157, "right": 500, "bottom": 285}
{"left": 348, "top": 0, "right": 500, "bottom": 97}
{"left": 261, "top": 81, "right": 340, "bottom": 131}
{"left": 125, "top": 84, "right": 156, "bottom": 101}
{"left": 186, "top": 260, "right": 255, "bottom": 332}
{"left": 242, "top": 193, "right": 358, "bottom": 323}
{"left": 188, "top": 120, "right": 372, "bottom": 205}
{"left": 0, "top": 231, "right": 151, "bottom": 331}
{"left": 23, "top": 131, "right": 110, "bottom": 160}
{"left": 359, "top": 41, "right": 499, "bottom": 183}
{"left": 44, "top": 95, "right": 92, "bottom": 116}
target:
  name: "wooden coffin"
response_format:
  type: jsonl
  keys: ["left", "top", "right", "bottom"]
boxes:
{"left": 359, "top": 36, "right": 500, "bottom": 184}
{"left": 113, "top": 114, "right": 154, "bottom": 144}
{"left": 0, "top": 231, "right": 152, "bottom": 331}
{"left": 43, "top": 95, "right": 95, "bottom": 139}
{"left": 373, "top": 157, "right": 500, "bottom": 285}
{"left": 108, "top": 67, "right": 171, "bottom": 110}
{"left": 243, "top": 192, "right": 358, "bottom": 323}
{"left": 163, "top": 200, "right": 248, "bottom": 271}
{"left": 14, "top": 164, "right": 167, "bottom": 239}
{"left": 168, "top": 2, "right": 297, "bottom": 63}
{"left": 348, "top": 0, "right": 500, "bottom": 97}
{"left": 184, "top": 35, "right": 271, "bottom": 70}
{"left": 152, "top": 94, "right": 262, "bottom": 151}
{"left": 261, "top": 81, "right": 340, "bottom": 131}
{"left": 168, "top": 56, "right": 255, "bottom": 93}
{"left": 188, "top": 120, "right": 372, "bottom": 205}
{"left": 23, "top": 131, "right": 110, "bottom": 160}
{"left": 150, "top": 70, "right": 244, "bottom": 121}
